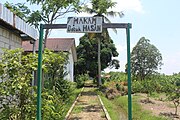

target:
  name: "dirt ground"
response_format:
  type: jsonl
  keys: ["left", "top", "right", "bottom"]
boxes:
{"left": 67, "top": 87, "right": 107, "bottom": 120}
{"left": 136, "top": 93, "right": 180, "bottom": 120}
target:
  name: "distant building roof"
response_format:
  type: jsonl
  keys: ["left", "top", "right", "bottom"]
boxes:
{"left": 22, "top": 38, "right": 75, "bottom": 52}
{"left": 22, "top": 38, "right": 77, "bottom": 62}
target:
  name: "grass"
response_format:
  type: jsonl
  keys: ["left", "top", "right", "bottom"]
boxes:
{"left": 72, "top": 105, "right": 84, "bottom": 114}
{"left": 115, "top": 96, "right": 168, "bottom": 120}
{"left": 62, "top": 87, "right": 82, "bottom": 118}
{"left": 100, "top": 110, "right": 106, "bottom": 118}
{"left": 100, "top": 95, "right": 125, "bottom": 120}
{"left": 98, "top": 92, "right": 168, "bottom": 120}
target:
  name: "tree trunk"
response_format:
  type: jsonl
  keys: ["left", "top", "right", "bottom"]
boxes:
{"left": 44, "top": 29, "right": 49, "bottom": 48}
{"left": 98, "top": 37, "right": 102, "bottom": 87}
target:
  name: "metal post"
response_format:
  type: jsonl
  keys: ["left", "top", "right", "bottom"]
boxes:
{"left": 32, "top": 40, "right": 36, "bottom": 86}
{"left": 98, "top": 37, "right": 102, "bottom": 87}
{"left": 37, "top": 24, "right": 44, "bottom": 120}
{"left": 126, "top": 23, "right": 132, "bottom": 120}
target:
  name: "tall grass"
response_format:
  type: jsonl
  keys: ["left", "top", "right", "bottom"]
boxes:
{"left": 62, "top": 87, "right": 82, "bottom": 119}
{"left": 114, "top": 96, "right": 167, "bottom": 120}
{"left": 99, "top": 93, "right": 168, "bottom": 120}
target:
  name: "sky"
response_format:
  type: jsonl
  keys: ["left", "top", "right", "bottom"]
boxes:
{"left": 1, "top": 0, "right": 180, "bottom": 75}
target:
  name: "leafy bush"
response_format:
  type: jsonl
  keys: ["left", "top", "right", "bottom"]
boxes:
{"left": 132, "top": 80, "right": 144, "bottom": 93}
{"left": 0, "top": 48, "right": 76, "bottom": 119}
{"left": 101, "top": 77, "right": 106, "bottom": 84}
{"left": 41, "top": 90, "right": 64, "bottom": 119}
{"left": 54, "top": 78, "right": 72, "bottom": 100}
{"left": 116, "top": 83, "right": 122, "bottom": 91}
{"left": 0, "top": 48, "right": 37, "bottom": 120}
{"left": 108, "top": 72, "right": 127, "bottom": 82}
{"left": 75, "top": 74, "right": 89, "bottom": 88}
{"left": 164, "top": 75, "right": 180, "bottom": 115}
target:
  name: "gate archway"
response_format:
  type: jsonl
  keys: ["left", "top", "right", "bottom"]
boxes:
{"left": 36, "top": 21, "right": 132, "bottom": 120}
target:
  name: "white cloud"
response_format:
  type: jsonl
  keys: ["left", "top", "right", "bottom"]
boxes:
{"left": 110, "top": 0, "right": 144, "bottom": 13}
{"left": 77, "top": 0, "right": 144, "bottom": 17}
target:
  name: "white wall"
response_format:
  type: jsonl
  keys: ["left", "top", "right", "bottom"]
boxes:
{"left": 0, "top": 27, "right": 22, "bottom": 58}
{"left": 64, "top": 48, "right": 74, "bottom": 82}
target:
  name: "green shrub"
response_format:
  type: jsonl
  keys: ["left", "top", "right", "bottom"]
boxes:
{"left": 132, "top": 80, "right": 144, "bottom": 93}
{"left": 115, "top": 83, "right": 121, "bottom": 91}
{"left": 75, "top": 74, "right": 89, "bottom": 88}
{"left": 108, "top": 72, "right": 127, "bottom": 81}
{"left": 41, "top": 89, "right": 65, "bottom": 120}
{"left": 0, "top": 49, "right": 37, "bottom": 120}
{"left": 0, "top": 48, "right": 76, "bottom": 119}
{"left": 101, "top": 77, "right": 105, "bottom": 84}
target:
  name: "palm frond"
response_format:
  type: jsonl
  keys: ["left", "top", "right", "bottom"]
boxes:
{"left": 106, "top": 11, "right": 124, "bottom": 18}
{"left": 104, "top": 16, "right": 111, "bottom": 23}
{"left": 82, "top": 5, "right": 96, "bottom": 14}
{"left": 118, "top": 11, "right": 124, "bottom": 18}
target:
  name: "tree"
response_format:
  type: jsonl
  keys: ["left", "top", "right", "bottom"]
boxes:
{"left": 131, "top": 37, "right": 163, "bottom": 80}
{"left": 76, "top": 0, "right": 123, "bottom": 86}
{"left": 4, "top": 2, "right": 31, "bottom": 21}
{"left": 167, "top": 88, "right": 180, "bottom": 115}
{"left": 75, "top": 29, "right": 119, "bottom": 78}
{"left": 162, "top": 75, "right": 180, "bottom": 115}
{"left": 5, "top": 0, "right": 82, "bottom": 47}
{"left": 82, "top": 0, "right": 123, "bottom": 27}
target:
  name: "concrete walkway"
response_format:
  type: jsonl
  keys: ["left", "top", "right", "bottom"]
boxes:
{"left": 67, "top": 82, "right": 108, "bottom": 120}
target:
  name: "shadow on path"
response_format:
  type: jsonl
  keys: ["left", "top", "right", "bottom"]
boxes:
{"left": 67, "top": 87, "right": 107, "bottom": 120}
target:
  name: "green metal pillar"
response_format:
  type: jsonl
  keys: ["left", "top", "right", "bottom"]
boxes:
{"left": 37, "top": 24, "right": 44, "bottom": 120}
{"left": 126, "top": 23, "right": 132, "bottom": 120}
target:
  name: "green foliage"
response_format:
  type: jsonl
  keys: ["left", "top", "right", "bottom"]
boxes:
{"left": 132, "top": 73, "right": 180, "bottom": 115}
{"left": 104, "top": 71, "right": 179, "bottom": 118}
{"left": 4, "top": 0, "right": 82, "bottom": 48}
{"left": 115, "top": 83, "right": 122, "bottom": 91}
{"left": 164, "top": 75, "right": 180, "bottom": 115}
{"left": 28, "top": 0, "right": 81, "bottom": 28}
{"left": 98, "top": 93, "right": 166, "bottom": 120}
{"left": 132, "top": 80, "right": 144, "bottom": 93}
{"left": 108, "top": 72, "right": 127, "bottom": 82}
{"left": 43, "top": 49, "right": 71, "bottom": 100}
{"left": 99, "top": 95, "right": 124, "bottom": 120}
{"left": 132, "top": 79, "right": 160, "bottom": 95}
{"left": 75, "top": 0, "right": 122, "bottom": 83}
{"left": 28, "top": 0, "right": 81, "bottom": 45}
{"left": 75, "top": 74, "right": 89, "bottom": 88}
{"left": 5, "top": 0, "right": 81, "bottom": 29}
{"left": 41, "top": 90, "right": 64, "bottom": 119}
{"left": 0, "top": 48, "right": 37, "bottom": 120}
{"left": 75, "top": 30, "right": 119, "bottom": 78}
{"left": 0, "top": 48, "right": 77, "bottom": 119}
{"left": 4, "top": 2, "right": 31, "bottom": 21}
{"left": 114, "top": 96, "right": 166, "bottom": 120}
{"left": 42, "top": 83, "right": 81, "bottom": 119}
{"left": 83, "top": 0, "right": 124, "bottom": 24}
{"left": 132, "top": 74, "right": 171, "bottom": 94}
{"left": 131, "top": 37, "right": 163, "bottom": 80}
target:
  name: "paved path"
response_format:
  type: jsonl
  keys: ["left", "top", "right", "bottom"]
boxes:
{"left": 67, "top": 86, "right": 107, "bottom": 120}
